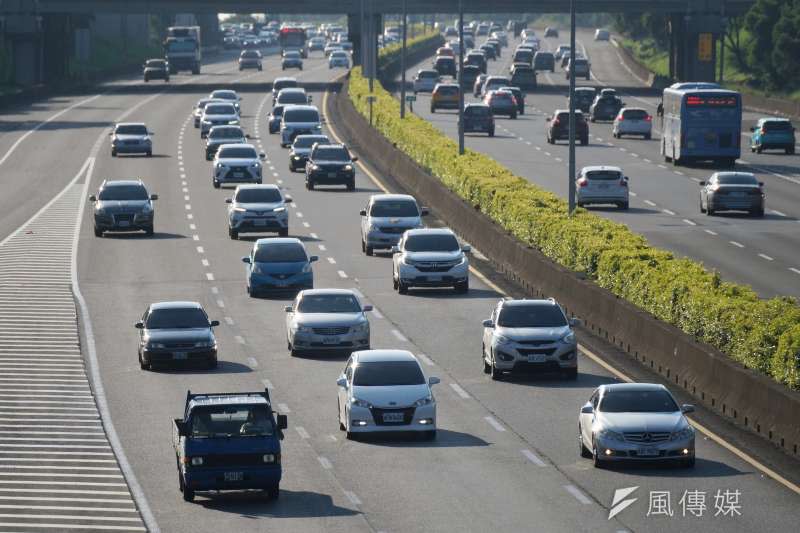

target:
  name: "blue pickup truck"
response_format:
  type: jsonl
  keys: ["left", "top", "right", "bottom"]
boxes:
{"left": 172, "top": 389, "right": 288, "bottom": 502}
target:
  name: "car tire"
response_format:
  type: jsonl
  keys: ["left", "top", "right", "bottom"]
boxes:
{"left": 788, "top": 146, "right": 795, "bottom": 155}
{"left": 229, "top": 228, "right": 238, "bottom": 240}
{"left": 398, "top": 280, "right": 408, "bottom": 295}
{"left": 645, "top": 133, "right": 651, "bottom": 140}
{"left": 488, "top": 129, "right": 495, "bottom": 137}
{"left": 489, "top": 353, "right": 503, "bottom": 381}
{"left": 207, "top": 356, "right": 217, "bottom": 370}
{"left": 182, "top": 484, "right": 195, "bottom": 502}
{"left": 265, "top": 484, "right": 279, "bottom": 500}
{"left": 93, "top": 227, "right": 103, "bottom": 238}
{"left": 306, "top": 180, "right": 314, "bottom": 190}
{"left": 619, "top": 202, "right": 629, "bottom": 210}
{"left": 279, "top": 228, "right": 289, "bottom": 237}
{"left": 144, "top": 77, "right": 149, "bottom": 83}
{"left": 579, "top": 428, "right": 592, "bottom": 458}
{"left": 455, "top": 280, "right": 469, "bottom": 293}
{"left": 346, "top": 180, "right": 355, "bottom": 191}
{"left": 510, "top": 112, "right": 517, "bottom": 120}
{"left": 213, "top": 180, "right": 220, "bottom": 189}
{"left": 145, "top": 225, "right": 154, "bottom": 237}
{"left": 699, "top": 199, "right": 707, "bottom": 214}
{"left": 756, "top": 145, "right": 762, "bottom": 154}
{"left": 752, "top": 208, "right": 765, "bottom": 218}
{"left": 430, "top": 106, "right": 435, "bottom": 113}
{"left": 139, "top": 352, "right": 150, "bottom": 371}
{"left": 423, "top": 430, "right": 436, "bottom": 441}
{"left": 592, "top": 438, "right": 605, "bottom": 468}
{"left": 683, "top": 456, "right": 696, "bottom": 469}
{"left": 581, "top": 137, "right": 588, "bottom": 146}
{"left": 482, "top": 346, "right": 491, "bottom": 374}
{"left": 111, "top": 149, "right": 117, "bottom": 157}
{"left": 365, "top": 244, "right": 374, "bottom": 256}
{"left": 563, "top": 367, "right": 578, "bottom": 380}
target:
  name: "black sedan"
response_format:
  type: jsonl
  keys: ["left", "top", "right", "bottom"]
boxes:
{"left": 305, "top": 143, "right": 358, "bottom": 191}
{"left": 136, "top": 301, "right": 219, "bottom": 370}
{"left": 463, "top": 103, "right": 495, "bottom": 136}
{"left": 143, "top": 59, "right": 169, "bottom": 82}
{"left": 699, "top": 172, "right": 765, "bottom": 217}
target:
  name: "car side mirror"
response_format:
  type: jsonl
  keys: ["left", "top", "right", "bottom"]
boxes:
{"left": 225, "top": 198, "right": 232, "bottom": 204}
{"left": 581, "top": 403, "right": 594, "bottom": 414}
{"left": 336, "top": 377, "right": 348, "bottom": 388}
{"left": 699, "top": 181, "right": 706, "bottom": 186}
{"left": 307, "top": 96, "right": 313, "bottom": 102}
{"left": 681, "top": 404, "right": 695, "bottom": 414}
{"left": 545, "top": 117, "right": 551, "bottom": 122}
{"left": 284, "top": 196, "right": 293, "bottom": 203}
{"left": 749, "top": 127, "right": 755, "bottom": 132}
{"left": 284, "top": 305, "right": 292, "bottom": 312}
{"left": 89, "top": 195, "right": 97, "bottom": 202}
{"left": 210, "top": 320, "right": 220, "bottom": 327}
{"left": 569, "top": 317, "right": 582, "bottom": 327}
{"left": 150, "top": 194, "right": 158, "bottom": 201}
{"left": 175, "top": 420, "right": 188, "bottom": 437}
{"left": 259, "top": 153, "right": 266, "bottom": 159}
{"left": 359, "top": 209, "right": 367, "bottom": 216}
{"left": 245, "top": 134, "right": 252, "bottom": 139}
{"left": 482, "top": 319, "right": 494, "bottom": 328}
{"left": 363, "top": 305, "right": 373, "bottom": 312}
{"left": 242, "top": 256, "right": 251, "bottom": 264}
{"left": 351, "top": 155, "right": 358, "bottom": 162}
{"left": 428, "top": 376, "right": 441, "bottom": 386}
{"left": 135, "top": 321, "right": 144, "bottom": 329}
{"left": 420, "top": 207, "right": 430, "bottom": 216}
{"left": 759, "top": 181, "right": 764, "bottom": 187}
{"left": 309, "top": 255, "right": 319, "bottom": 262}
{"left": 462, "top": 245, "right": 472, "bottom": 253}
{"left": 276, "top": 414, "right": 288, "bottom": 430}
{"left": 391, "top": 245, "right": 400, "bottom": 254}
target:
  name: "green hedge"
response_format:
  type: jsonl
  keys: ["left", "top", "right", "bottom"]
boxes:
{"left": 348, "top": 66, "right": 800, "bottom": 390}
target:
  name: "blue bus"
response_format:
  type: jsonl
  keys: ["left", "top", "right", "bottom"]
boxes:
{"left": 661, "top": 82, "right": 741, "bottom": 168}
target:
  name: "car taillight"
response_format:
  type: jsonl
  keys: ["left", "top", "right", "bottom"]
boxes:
{"left": 645, "top": 115, "right": 652, "bottom": 122}
{"left": 577, "top": 179, "right": 588, "bottom": 187}
{"left": 511, "top": 96, "right": 518, "bottom": 106}
{"left": 760, "top": 128, "right": 767, "bottom": 135}
{"left": 617, "top": 115, "right": 624, "bottom": 121}
{"left": 553, "top": 119, "right": 560, "bottom": 126}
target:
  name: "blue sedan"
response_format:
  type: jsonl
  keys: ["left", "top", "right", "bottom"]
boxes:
{"left": 243, "top": 238, "right": 317, "bottom": 297}
{"left": 750, "top": 118, "right": 796, "bottom": 154}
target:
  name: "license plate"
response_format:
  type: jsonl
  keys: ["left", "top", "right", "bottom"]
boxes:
{"left": 527, "top": 354, "right": 546, "bottom": 363}
{"left": 730, "top": 192, "right": 745, "bottom": 197}
{"left": 638, "top": 447, "right": 659, "bottom": 457}
{"left": 173, "top": 352, "right": 188, "bottom": 360}
{"left": 382, "top": 412, "right": 404, "bottom": 423}
{"left": 327, "top": 172, "right": 337, "bottom": 178}
{"left": 598, "top": 184, "right": 609, "bottom": 189}
{"left": 224, "top": 471, "right": 244, "bottom": 482}
{"left": 233, "top": 171, "right": 244, "bottom": 178}
{"left": 253, "top": 219, "right": 267, "bottom": 226}
{"left": 322, "top": 336, "right": 339, "bottom": 345}
{"left": 428, "top": 275, "right": 442, "bottom": 282}
{"left": 117, "top": 220, "right": 130, "bottom": 227}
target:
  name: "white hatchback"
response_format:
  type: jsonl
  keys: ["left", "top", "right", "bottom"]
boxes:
{"left": 612, "top": 107, "right": 653, "bottom": 139}
{"left": 575, "top": 165, "right": 629, "bottom": 209}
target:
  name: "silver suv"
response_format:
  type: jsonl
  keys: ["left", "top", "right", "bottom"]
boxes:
{"left": 392, "top": 228, "right": 470, "bottom": 294}
{"left": 212, "top": 144, "right": 265, "bottom": 188}
{"left": 110, "top": 123, "right": 152, "bottom": 157}
{"left": 200, "top": 102, "right": 240, "bottom": 138}
{"left": 226, "top": 184, "right": 291, "bottom": 239}
{"left": 481, "top": 298, "right": 579, "bottom": 380}
{"left": 360, "top": 194, "right": 427, "bottom": 256}
{"left": 284, "top": 289, "right": 372, "bottom": 356}
{"left": 280, "top": 105, "right": 322, "bottom": 148}
{"left": 205, "top": 125, "right": 247, "bottom": 161}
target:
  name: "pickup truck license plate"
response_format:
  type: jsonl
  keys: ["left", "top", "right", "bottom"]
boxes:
{"left": 224, "top": 471, "right": 244, "bottom": 482}
{"left": 322, "top": 336, "right": 340, "bottom": 345}
{"left": 528, "top": 354, "right": 546, "bottom": 363}
{"left": 173, "top": 352, "right": 188, "bottom": 360}
{"left": 638, "top": 447, "right": 659, "bottom": 457}
{"left": 382, "top": 412, "right": 404, "bottom": 423}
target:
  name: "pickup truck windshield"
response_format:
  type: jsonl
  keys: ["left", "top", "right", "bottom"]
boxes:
{"left": 191, "top": 405, "right": 274, "bottom": 437}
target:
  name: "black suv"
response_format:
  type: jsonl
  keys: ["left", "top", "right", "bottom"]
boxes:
{"left": 570, "top": 87, "right": 597, "bottom": 113}
{"left": 590, "top": 95, "right": 624, "bottom": 122}
{"left": 90, "top": 180, "right": 157, "bottom": 237}
{"left": 463, "top": 104, "right": 495, "bottom": 137}
{"left": 546, "top": 110, "right": 589, "bottom": 145}
{"left": 136, "top": 301, "right": 219, "bottom": 370}
{"left": 143, "top": 59, "right": 169, "bottom": 82}
{"left": 305, "top": 143, "right": 358, "bottom": 191}
{"left": 533, "top": 51, "right": 555, "bottom": 72}
{"left": 434, "top": 56, "right": 456, "bottom": 77}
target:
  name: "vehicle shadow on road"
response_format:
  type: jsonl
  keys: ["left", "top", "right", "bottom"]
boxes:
{"left": 586, "top": 206, "right": 654, "bottom": 215}
{"left": 599, "top": 457, "right": 746, "bottom": 478}
{"left": 310, "top": 185, "right": 384, "bottom": 194}
{"left": 152, "top": 360, "right": 254, "bottom": 374}
{"left": 101, "top": 232, "right": 187, "bottom": 240}
{"left": 354, "top": 428, "right": 489, "bottom": 448}
{"left": 113, "top": 154, "right": 171, "bottom": 159}
{"left": 501, "top": 370, "right": 613, "bottom": 389}
{"left": 196, "top": 489, "right": 361, "bottom": 517}
{"left": 403, "top": 287, "right": 501, "bottom": 299}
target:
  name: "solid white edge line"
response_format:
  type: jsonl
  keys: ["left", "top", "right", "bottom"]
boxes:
{"left": 70, "top": 159, "right": 159, "bottom": 531}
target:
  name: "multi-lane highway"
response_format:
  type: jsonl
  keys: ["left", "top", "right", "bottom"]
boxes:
{"left": 403, "top": 28, "right": 800, "bottom": 298}
{"left": 0, "top": 36, "right": 799, "bottom": 533}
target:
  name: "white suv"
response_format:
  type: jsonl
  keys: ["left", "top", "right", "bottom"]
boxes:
{"left": 280, "top": 105, "right": 322, "bottom": 148}
{"left": 212, "top": 144, "right": 265, "bottom": 188}
{"left": 392, "top": 228, "right": 470, "bottom": 294}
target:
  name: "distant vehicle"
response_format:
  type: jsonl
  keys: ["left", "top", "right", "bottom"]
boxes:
{"left": 544, "top": 27, "right": 559, "bottom": 38}
{"left": 566, "top": 58, "right": 591, "bottom": 80}
{"left": 136, "top": 301, "right": 218, "bottom": 370}
{"left": 305, "top": 143, "right": 357, "bottom": 191}
{"left": 200, "top": 102, "right": 239, "bottom": 138}
{"left": 268, "top": 105, "right": 285, "bottom": 134}
{"left": 329, "top": 50, "right": 350, "bottom": 69}
{"left": 243, "top": 238, "right": 318, "bottom": 296}
{"left": 554, "top": 44, "right": 570, "bottom": 60}
{"left": 324, "top": 43, "right": 343, "bottom": 57}
{"left": 510, "top": 64, "right": 537, "bottom": 90}
{"left": 750, "top": 117, "right": 796, "bottom": 154}
{"left": 413, "top": 69, "right": 440, "bottom": 93}
{"left": 272, "top": 77, "right": 298, "bottom": 102}
{"left": 500, "top": 86, "right": 525, "bottom": 115}
{"left": 465, "top": 51, "right": 488, "bottom": 74}
{"left": 473, "top": 74, "right": 489, "bottom": 97}
{"left": 699, "top": 171, "right": 764, "bottom": 217}
{"left": 226, "top": 184, "right": 291, "bottom": 239}
{"left": 492, "top": 30, "right": 509, "bottom": 47}
{"left": 576, "top": 166, "right": 629, "bottom": 209}
{"left": 479, "top": 43, "right": 496, "bottom": 60}
{"left": 110, "top": 122, "right": 152, "bottom": 157}
{"left": 484, "top": 90, "right": 517, "bottom": 119}
{"left": 570, "top": 87, "right": 597, "bottom": 113}
{"left": 172, "top": 388, "right": 287, "bottom": 501}
{"left": 512, "top": 49, "right": 533, "bottom": 66}
{"left": 613, "top": 107, "right": 652, "bottom": 139}
{"left": 436, "top": 46, "right": 455, "bottom": 58}
{"left": 275, "top": 87, "right": 311, "bottom": 109}
{"left": 238, "top": 49, "right": 262, "bottom": 71}
{"left": 336, "top": 350, "right": 440, "bottom": 440}
{"left": 546, "top": 109, "right": 589, "bottom": 145}
{"left": 392, "top": 228, "right": 470, "bottom": 294}
{"left": 90, "top": 179, "right": 157, "bottom": 237}
{"left": 282, "top": 50, "right": 303, "bottom": 70}
{"left": 460, "top": 65, "right": 481, "bottom": 88}
{"left": 212, "top": 144, "right": 266, "bottom": 188}
{"left": 280, "top": 104, "right": 322, "bottom": 147}
{"left": 463, "top": 103, "right": 495, "bottom": 136}
{"left": 307, "top": 36, "right": 326, "bottom": 52}
{"left": 485, "top": 39, "right": 502, "bottom": 57}
{"left": 533, "top": 52, "right": 556, "bottom": 72}
{"left": 589, "top": 94, "right": 623, "bottom": 122}
{"left": 430, "top": 83, "right": 460, "bottom": 112}
{"left": 481, "top": 298, "right": 579, "bottom": 380}
{"left": 480, "top": 75, "right": 510, "bottom": 98}
{"left": 594, "top": 29, "right": 611, "bottom": 41}
{"left": 289, "top": 134, "right": 330, "bottom": 171}
{"left": 285, "top": 289, "right": 372, "bottom": 356}
{"left": 143, "top": 59, "right": 169, "bottom": 82}
{"left": 476, "top": 23, "right": 489, "bottom": 36}
{"left": 164, "top": 26, "right": 201, "bottom": 74}
{"left": 208, "top": 89, "right": 241, "bottom": 113}
{"left": 205, "top": 125, "right": 247, "bottom": 160}
{"left": 444, "top": 26, "right": 458, "bottom": 37}
{"left": 360, "top": 194, "right": 427, "bottom": 256}
{"left": 279, "top": 26, "right": 307, "bottom": 57}
{"left": 578, "top": 383, "right": 696, "bottom": 468}
{"left": 661, "top": 82, "right": 741, "bottom": 167}
{"left": 446, "top": 40, "right": 461, "bottom": 56}
{"left": 434, "top": 56, "right": 457, "bottom": 77}
{"left": 193, "top": 98, "right": 222, "bottom": 128}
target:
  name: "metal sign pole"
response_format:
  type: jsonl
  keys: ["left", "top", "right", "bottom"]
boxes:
{"left": 567, "top": 0, "right": 577, "bottom": 214}
{"left": 400, "top": 0, "right": 408, "bottom": 118}
{"left": 457, "top": 0, "right": 465, "bottom": 155}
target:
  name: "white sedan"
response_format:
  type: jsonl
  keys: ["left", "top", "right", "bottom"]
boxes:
{"left": 413, "top": 69, "right": 440, "bottom": 93}
{"left": 337, "top": 350, "right": 440, "bottom": 440}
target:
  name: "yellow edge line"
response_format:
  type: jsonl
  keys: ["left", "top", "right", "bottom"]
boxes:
{"left": 321, "top": 78, "right": 800, "bottom": 497}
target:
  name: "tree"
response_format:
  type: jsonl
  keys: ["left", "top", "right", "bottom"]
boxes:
{"left": 771, "top": 1, "right": 800, "bottom": 87}
{"left": 723, "top": 15, "right": 748, "bottom": 72}
{"left": 744, "top": 0, "right": 782, "bottom": 84}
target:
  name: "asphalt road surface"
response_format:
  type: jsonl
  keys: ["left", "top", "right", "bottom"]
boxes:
{"left": 0, "top": 41, "right": 798, "bottom": 533}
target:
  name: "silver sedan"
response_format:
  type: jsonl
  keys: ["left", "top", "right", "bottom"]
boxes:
{"left": 578, "top": 383, "right": 696, "bottom": 468}
{"left": 285, "top": 289, "right": 372, "bottom": 356}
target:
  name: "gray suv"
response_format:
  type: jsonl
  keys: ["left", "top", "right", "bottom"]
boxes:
{"left": 90, "top": 180, "right": 157, "bottom": 237}
{"left": 481, "top": 298, "right": 580, "bottom": 380}
{"left": 205, "top": 125, "right": 247, "bottom": 161}
{"left": 110, "top": 123, "right": 152, "bottom": 157}
{"left": 289, "top": 134, "right": 330, "bottom": 172}
{"left": 212, "top": 144, "right": 265, "bottom": 188}
{"left": 226, "top": 184, "right": 291, "bottom": 239}
{"left": 360, "top": 194, "right": 427, "bottom": 256}
{"left": 200, "top": 102, "right": 240, "bottom": 139}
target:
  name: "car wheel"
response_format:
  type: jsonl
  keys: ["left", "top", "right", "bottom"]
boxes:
{"left": 265, "top": 484, "right": 279, "bottom": 499}
{"left": 229, "top": 228, "right": 238, "bottom": 240}
{"left": 139, "top": 352, "right": 150, "bottom": 371}
{"left": 182, "top": 484, "right": 195, "bottom": 502}
{"left": 489, "top": 353, "right": 503, "bottom": 381}
{"left": 751, "top": 145, "right": 756, "bottom": 153}
{"left": 365, "top": 244, "right": 374, "bottom": 256}
{"left": 482, "top": 345, "right": 491, "bottom": 374}
{"left": 752, "top": 208, "right": 765, "bottom": 218}
{"left": 145, "top": 225, "right": 154, "bottom": 237}
{"left": 146, "top": 151, "right": 152, "bottom": 157}
{"left": 619, "top": 202, "right": 629, "bottom": 210}
{"left": 510, "top": 112, "right": 517, "bottom": 120}
{"left": 579, "top": 427, "right": 592, "bottom": 458}
{"left": 592, "top": 437, "right": 605, "bottom": 468}
{"left": 645, "top": 133, "right": 651, "bottom": 140}
{"left": 279, "top": 228, "right": 289, "bottom": 237}
{"left": 581, "top": 137, "right": 588, "bottom": 146}
{"left": 756, "top": 145, "right": 762, "bottom": 154}
{"left": 706, "top": 204, "right": 714, "bottom": 216}
{"left": 398, "top": 280, "right": 408, "bottom": 295}
{"left": 423, "top": 430, "right": 436, "bottom": 441}
{"left": 111, "top": 150, "right": 117, "bottom": 157}
{"left": 488, "top": 129, "right": 495, "bottom": 137}
{"left": 788, "top": 146, "right": 795, "bottom": 155}
{"left": 306, "top": 180, "right": 314, "bottom": 190}
{"left": 346, "top": 180, "right": 355, "bottom": 191}
{"left": 93, "top": 227, "right": 103, "bottom": 238}
{"left": 430, "top": 106, "right": 435, "bottom": 113}
{"left": 683, "top": 456, "right": 696, "bottom": 469}
{"left": 213, "top": 180, "right": 220, "bottom": 189}
{"left": 207, "top": 356, "right": 217, "bottom": 370}
{"left": 455, "top": 280, "right": 469, "bottom": 293}
{"left": 563, "top": 367, "right": 578, "bottom": 380}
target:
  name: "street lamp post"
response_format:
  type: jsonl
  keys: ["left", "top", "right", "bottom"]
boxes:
{"left": 400, "top": 0, "right": 408, "bottom": 118}
{"left": 567, "top": 0, "right": 577, "bottom": 214}
{"left": 457, "top": 0, "right": 465, "bottom": 155}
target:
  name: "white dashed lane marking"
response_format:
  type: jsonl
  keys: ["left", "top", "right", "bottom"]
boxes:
{"left": 449, "top": 383, "right": 470, "bottom": 399}
{"left": 484, "top": 416, "right": 506, "bottom": 432}
{"left": 521, "top": 449, "right": 547, "bottom": 467}
{"left": 564, "top": 484, "right": 592, "bottom": 505}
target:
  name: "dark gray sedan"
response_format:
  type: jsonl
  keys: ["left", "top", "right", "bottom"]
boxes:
{"left": 699, "top": 172, "right": 765, "bottom": 217}
{"left": 136, "top": 301, "right": 219, "bottom": 370}
{"left": 90, "top": 180, "right": 157, "bottom": 237}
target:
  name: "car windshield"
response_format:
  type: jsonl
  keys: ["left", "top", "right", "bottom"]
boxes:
{"left": 115, "top": 125, "right": 147, "bottom": 135}
{"left": 236, "top": 188, "right": 282, "bottom": 203}
{"left": 209, "top": 127, "right": 243, "bottom": 139}
{"left": 599, "top": 390, "right": 679, "bottom": 413}
{"left": 419, "top": 71, "right": 438, "bottom": 79}
{"left": 497, "top": 304, "right": 567, "bottom": 328}
{"left": 146, "top": 60, "right": 165, "bottom": 68}
{"left": 283, "top": 109, "right": 319, "bottom": 122}
{"left": 293, "top": 136, "right": 328, "bottom": 148}
{"left": 586, "top": 170, "right": 622, "bottom": 181}
{"left": 716, "top": 173, "right": 758, "bottom": 185}
{"left": 146, "top": 307, "right": 208, "bottom": 329}
{"left": 436, "top": 86, "right": 459, "bottom": 95}
{"left": 98, "top": 185, "right": 148, "bottom": 201}
{"left": 190, "top": 405, "right": 274, "bottom": 438}
{"left": 218, "top": 147, "right": 256, "bottom": 159}
{"left": 212, "top": 92, "right": 237, "bottom": 101}
{"left": 285, "top": 52, "right": 301, "bottom": 59}
{"left": 297, "top": 294, "right": 361, "bottom": 313}
{"left": 254, "top": 243, "right": 307, "bottom": 263}
{"left": 206, "top": 104, "right": 235, "bottom": 115}
{"left": 313, "top": 146, "right": 349, "bottom": 161}
{"left": 465, "top": 106, "right": 490, "bottom": 116}
{"left": 279, "top": 93, "right": 308, "bottom": 104}
{"left": 352, "top": 361, "right": 425, "bottom": 386}
{"left": 404, "top": 233, "right": 459, "bottom": 252}
{"left": 242, "top": 51, "right": 259, "bottom": 58}
{"left": 763, "top": 121, "right": 793, "bottom": 131}
{"left": 274, "top": 80, "right": 297, "bottom": 91}
{"left": 623, "top": 110, "right": 648, "bottom": 120}
{"left": 370, "top": 200, "right": 419, "bottom": 217}
{"left": 271, "top": 106, "right": 285, "bottom": 117}
{"left": 515, "top": 52, "right": 532, "bottom": 60}
{"left": 488, "top": 78, "right": 509, "bottom": 87}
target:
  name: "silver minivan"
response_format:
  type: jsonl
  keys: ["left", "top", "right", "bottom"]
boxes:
{"left": 575, "top": 166, "right": 629, "bottom": 209}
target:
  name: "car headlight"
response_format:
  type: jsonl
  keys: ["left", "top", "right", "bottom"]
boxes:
{"left": 413, "top": 395, "right": 434, "bottom": 407}
{"left": 202, "top": 119, "right": 211, "bottom": 125}
{"left": 251, "top": 162, "right": 261, "bottom": 168}
{"left": 311, "top": 164, "right": 321, "bottom": 171}
{"left": 401, "top": 256, "right": 418, "bottom": 266}
{"left": 95, "top": 207, "right": 108, "bottom": 216}
{"left": 229, "top": 119, "right": 240, "bottom": 125}
{"left": 301, "top": 263, "right": 313, "bottom": 273}
{"left": 147, "top": 342, "right": 166, "bottom": 349}
{"left": 190, "top": 456, "right": 204, "bottom": 466}
{"left": 350, "top": 397, "right": 372, "bottom": 408}
{"left": 343, "top": 164, "right": 353, "bottom": 171}
{"left": 215, "top": 162, "right": 224, "bottom": 169}
{"left": 494, "top": 334, "right": 514, "bottom": 345}
{"left": 292, "top": 155, "right": 301, "bottom": 160}
{"left": 561, "top": 331, "right": 576, "bottom": 344}
{"left": 670, "top": 426, "right": 694, "bottom": 441}
{"left": 262, "top": 454, "right": 276, "bottom": 463}
{"left": 194, "top": 340, "right": 216, "bottom": 349}
{"left": 273, "top": 206, "right": 286, "bottom": 213}
{"left": 141, "top": 203, "right": 153, "bottom": 214}
{"left": 294, "top": 325, "right": 313, "bottom": 334}
{"left": 598, "top": 429, "right": 625, "bottom": 442}
{"left": 352, "top": 321, "right": 369, "bottom": 333}
{"left": 111, "top": 138, "right": 118, "bottom": 145}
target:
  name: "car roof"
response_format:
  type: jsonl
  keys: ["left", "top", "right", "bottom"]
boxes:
{"left": 283, "top": 104, "right": 318, "bottom": 112}
{"left": 418, "top": 69, "right": 438, "bottom": 74}
{"left": 500, "top": 298, "right": 559, "bottom": 308}
{"left": 274, "top": 76, "right": 297, "bottom": 83}
{"left": 218, "top": 143, "right": 256, "bottom": 151}
{"left": 211, "top": 90, "right": 237, "bottom": 96}
{"left": 465, "top": 103, "right": 490, "bottom": 108}
{"left": 235, "top": 184, "right": 280, "bottom": 192}
{"left": 370, "top": 193, "right": 417, "bottom": 203}
{"left": 712, "top": 171, "right": 756, "bottom": 179}
{"left": 760, "top": 117, "right": 791, "bottom": 122}
{"left": 555, "top": 108, "right": 583, "bottom": 114}
{"left": 299, "top": 288, "right": 358, "bottom": 298}
{"left": 279, "top": 87, "right": 307, "bottom": 94}
{"left": 354, "top": 349, "right": 418, "bottom": 363}
{"left": 115, "top": 122, "right": 146, "bottom": 128}
{"left": 582, "top": 165, "right": 623, "bottom": 173}
{"left": 149, "top": 301, "right": 203, "bottom": 311}
{"left": 405, "top": 227, "right": 455, "bottom": 237}
{"left": 621, "top": 107, "right": 647, "bottom": 113}
{"left": 189, "top": 395, "right": 269, "bottom": 410}
{"left": 600, "top": 383, "right": 668, "bottom": 394}
{"left": 255, "top": 237, "right": 304, "bottom": 248}
{"left": 102, "top": 179, "right": 145, "bottom": 188}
